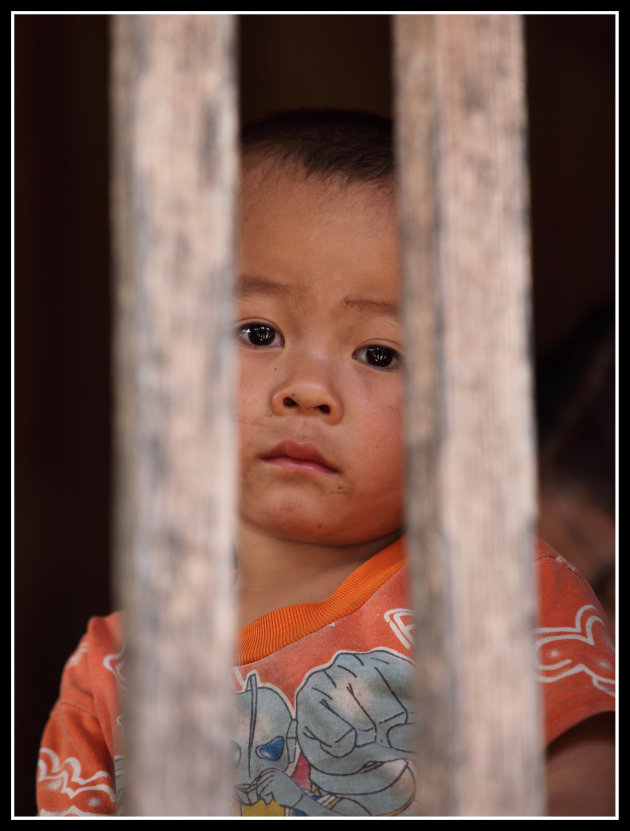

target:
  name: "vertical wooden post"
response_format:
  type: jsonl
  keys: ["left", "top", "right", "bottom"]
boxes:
{"left": 395, "top": 14, "right": 543, "bottom": 815}
{"left": 111, "top": 14, "right": 237, "bottom": 816}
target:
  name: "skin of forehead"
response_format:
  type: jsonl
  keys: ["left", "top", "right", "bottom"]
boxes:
{"left": 239, "top": 157, "right": 400, "bottom": 312}
{"left": 240, "top": 151, "right": 396, "bottom": 220}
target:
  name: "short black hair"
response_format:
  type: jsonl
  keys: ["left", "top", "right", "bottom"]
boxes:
{"left": 241, "top": 108, "right": 393, "bottom": 188}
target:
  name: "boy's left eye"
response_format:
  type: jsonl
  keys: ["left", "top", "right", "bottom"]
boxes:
{"left": 354, "top": 344, "right": 401, "bottom": 370}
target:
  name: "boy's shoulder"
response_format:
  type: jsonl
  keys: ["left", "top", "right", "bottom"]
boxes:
{"left": 533, "top": 538, "right": 615, "bottom": 744}
{"left": 57, "top": 611, "right": 125, "bottom": 707}
{"left": 534, "top": 536, "right": 612, "bottom": 626}
{"left": 77, "top": 610, "right": 124, "bottom": 662}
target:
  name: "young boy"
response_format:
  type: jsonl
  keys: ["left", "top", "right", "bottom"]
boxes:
{"left": 36, "top": 110, "right": 615, "bottom": 817}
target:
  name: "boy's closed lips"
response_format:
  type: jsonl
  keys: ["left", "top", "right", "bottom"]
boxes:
{"left": 260, "top": 440, "right": 339, "bottom": 475}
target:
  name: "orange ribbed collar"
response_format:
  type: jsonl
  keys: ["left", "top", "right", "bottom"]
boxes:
{"left": 236, "top": 537, "right": 406, "bottom": 665}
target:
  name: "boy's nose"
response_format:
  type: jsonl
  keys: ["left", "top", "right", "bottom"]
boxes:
{"left": 270, "top": 369, "right": 344, "bottom": 423}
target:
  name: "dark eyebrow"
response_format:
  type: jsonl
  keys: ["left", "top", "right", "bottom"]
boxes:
{"left": 237, "top": 275, "right": 297, "bottom": 298}
{"left": 238, "top": 276, "right": 399, "bottom": 319}
{"left": 343, "top": 296, "right": 399, "bottom": 318}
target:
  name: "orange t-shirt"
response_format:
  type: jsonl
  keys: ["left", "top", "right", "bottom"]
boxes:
{"left": 36, "top": 538, "right": 615, "bottom": 816}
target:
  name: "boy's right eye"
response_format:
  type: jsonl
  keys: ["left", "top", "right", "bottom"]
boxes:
{"left": 236, "top": 323, "right": 284, "bottom": 348}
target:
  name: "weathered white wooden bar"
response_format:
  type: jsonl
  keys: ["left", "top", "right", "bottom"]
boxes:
{"left": 111, "top": 14, "right": 238, "bottom": 816}
{"left": 112, "top": 12, "right": 542, "bottom": 816}
{"left": 395, "top": 14, "right": 543, "bottom": 815}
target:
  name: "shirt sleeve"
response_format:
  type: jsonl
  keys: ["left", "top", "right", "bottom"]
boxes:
{"left": 36, "top": 613, "right": 125, "bottom": 816}
{"left": 534, "top": 539, "right": 615, "bottom": 745}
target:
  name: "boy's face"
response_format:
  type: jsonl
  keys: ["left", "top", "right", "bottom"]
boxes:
{"left": 237, "top": 164, "right": 404, "bottom": 548}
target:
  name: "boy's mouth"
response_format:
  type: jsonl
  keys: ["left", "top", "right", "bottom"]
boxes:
{"left": 260, "top": 440, "right": 339, "bottom": 474}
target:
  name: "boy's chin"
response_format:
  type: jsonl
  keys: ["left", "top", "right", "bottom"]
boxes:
{"left": 239, "top": 488, "right": 404, "bottom": 549}
{"left": 243, "top": 512, "right": 403, "bottom": 550}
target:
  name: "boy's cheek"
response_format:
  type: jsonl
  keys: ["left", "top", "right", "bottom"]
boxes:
{"left": 363, "top": 401, "right": 404, "bottom": 459}
{"left": 236, "top": 369, "right": 267, "bottom": 418}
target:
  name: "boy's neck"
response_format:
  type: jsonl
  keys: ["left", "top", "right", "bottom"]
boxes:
{"left": 236, "top": 525, "right": 402, "bottom": 629}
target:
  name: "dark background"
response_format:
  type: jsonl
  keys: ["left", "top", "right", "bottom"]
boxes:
{"left": 14, "top": 14, "right": 616, "bottom": 816}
